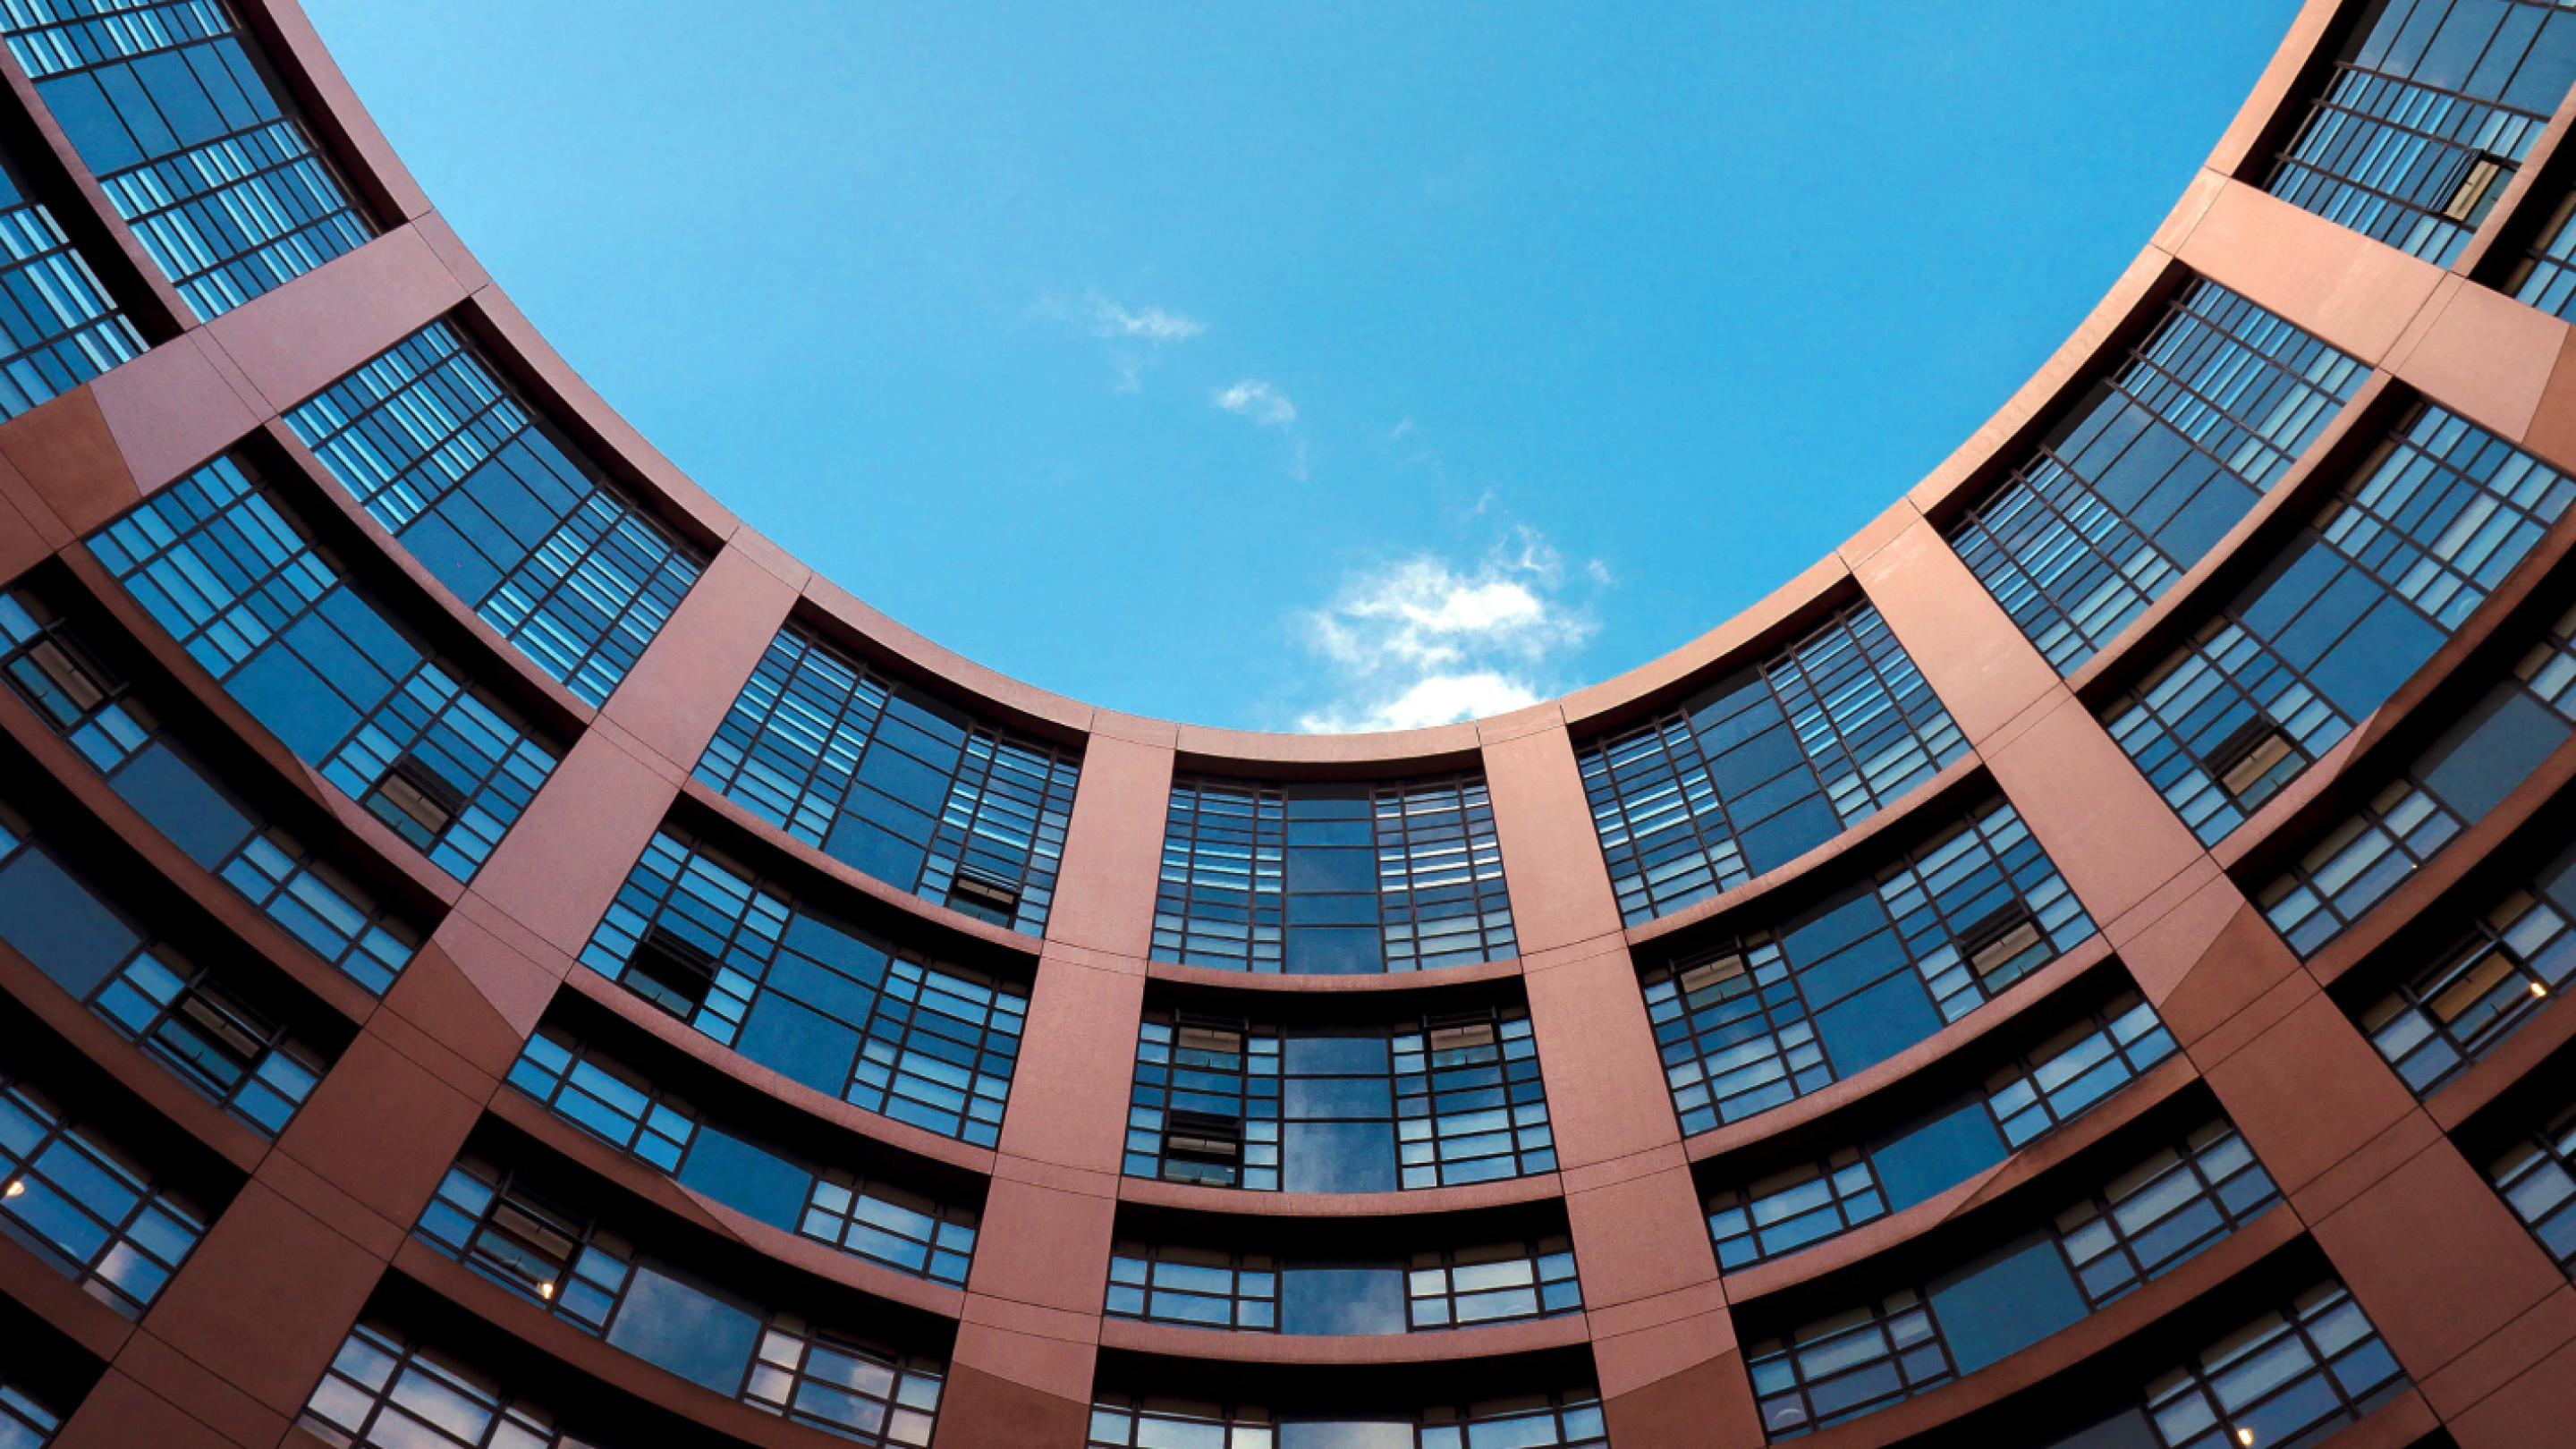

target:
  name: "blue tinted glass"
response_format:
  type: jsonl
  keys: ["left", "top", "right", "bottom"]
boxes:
{"left": 87, "top": 459, "right": 560, "bottom": 883}
{"left": 1871, "top": 1099, "right": 2009, "bottom": 1212}
{"left": 1279, "top": 1422, "right": 1411, "bottom": 1449}
{"left": 109, "top": 740, "right": 252, "bottom": 869}
{"left": 1287, "top": 926, "right": 1382, "bottom": 974}
{"left": 0, "top": 845, "right": 137, "bottom": 996}
{"left": 676, "top": 1128, "right": 811, "bottom": 1232}
{"left": 1925, "top": 1230, "right": 2089, "bottom": 1372}
{"left": 603, "top": 1261, "right": 761, "bottom": 1394}
{"left": 284, "top": 324, "right": 705, "bottom": 708}
{"left": 2418, "top": 686, "right": 2571, "bottom": 822}
{"left": 1157, "top": 772, "right": 1514, "bottom": 974}
{"left": 1286, "top": 1036, "right": 1390, "bottom": 1075}
{"left": 1285, "top": 1076, "right": 1393, "bottom": 1120}
{"left": 1812, "top": 971, "right": 1942, "bottom": 1077}
{"left": 1281, "top": 1262, "right": 1407, "bottom": 1335}
{"left": 733, "top": 994, "right": 861, "bottom": 1097}
{"left": 580, "top": 830, "right": 1025, "bottom": 1148}
{"left": 1284, "top": 1121, "right": 1396, "bottom": 1193}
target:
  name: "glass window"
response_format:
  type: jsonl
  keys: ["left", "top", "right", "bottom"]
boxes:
{"left": 0, "top": 131, "right": 140, "bottom": 419}
{"left": 600, "top": 1258, "right": 763, "bottom": 1394}
{"left": 297, "top": 1320, "right": 597, "bottom": 1449}
{"left": 0, "top": 1067, "right": 206, "bottom": 1318}
{"left": 1, "top": 0, "right": 375, "bottom": 318}
{"left": 1720, "top": 1093, "right": 2267, "bottom": 1273}
{"left": 2267, "top": 0, "right": 2576, "bottom": 264}
{"left": 414, "top": 1156, "right": 632, "bottom": 1335}
{"left": 579, "top": 828, "right": 1025, "bottom": 1148}
{"left": 1982, "top": 994, "right": 2178, "bottom": 1148}
{"left": 0, "top": 1371, "right": 58, "bottom": 1449}
{"left": 1402, "top": 1237, "right": 1580, "bottom": 1328}
{"left": 694, "top": 625, "right": 1080, "bottom": 936}
{"left": 1645, "top": 797, "right": 2093, "bottom": 1133}
{"left": 1925, "top": 1230, "right": 2090, "bottom": 1373}
{"left": 88, "top": 458, "right": 561, "bottom": 882}
{"left": 2509, "top": 187, "right": 2576, "bottom": 317}
{"left": 0, "top": 807, "right": 326, "bottom": 1137}
{"left": 741, "top": 1314, "right": 942, "bottom": 1447}
{"left": 1085, "top": 1391, "right": 1607, "bottom": 1449}
{"left": 1156, "top": 773, "right": 1514, "bottom": 974}
{"left": 1124, "top": 1005, "right": 1554, "bottom": 1192}
{"left": 1750, "top": 1291, "right": 1953, "bottom": 1436}
{"left": 2359, "top": 839, "right": 2576, "bottom": 1093}
{"left": 1580, "top": 604, "right": 1969, "bottom": 923}
{"left": 2049, "top": 1122, "right": 2281, "bottom": 1305}
{"left": 1106, "top": 1242, "right": 1279, "bottom": 1330}
{"left": 1105, "top": 1236, "right": 1579, "bottom": 1335}
{"left": 1950, "top": 280, "right": 2364, "bottom": 674}
{"left": 2487, "top": 1091, "right": 2576, "bottom": 1270}
{"left": 2144, "top": 1283, "right": 2407, "bottom": 1449}
{"left": 2261, "top": 601, "right": 2576, "bottom": 955}
{"left": 2106, "top": 405, "right": 2576, "bottom": 847}
{"left": 284, "top": 323, "right": 705, "bottom": 708}
{"left": 0, "top": 589, "right": 422, "bottom": 995}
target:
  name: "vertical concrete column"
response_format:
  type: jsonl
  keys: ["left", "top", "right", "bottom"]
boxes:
{"left": 938, "top": 713, "right": 1171, "bottom": 1449}
{"left": 1478, "top": 706, "right": 1759, "bottom": 1445}
{"left": 431, "top": 538, "right": 801, "bottom": 1039}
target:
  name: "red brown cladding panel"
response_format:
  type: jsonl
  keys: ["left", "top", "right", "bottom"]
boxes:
{"left": 49, "top": 1366, "right": 259, "bottom": 1449}
{"left": 1043, "top": 730, "right": 1174, "bottom": 961}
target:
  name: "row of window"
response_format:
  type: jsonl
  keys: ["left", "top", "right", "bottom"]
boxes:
{"left": 504, "top": 1021, "right": 979, "bottom": 1287}
{"left": 1105, "top": 1235, "right": 1579, "bottom": 1335}
{"left": 1086, "top": 1392, "right": 1606, "bottom": 1449}
{"left": 2268, "top": 0, "right": 2576, "bottom": 266}
{"left": 0, "top": 1370, "right": 54, "bottom": 1449}
{"left": 0, "top": 800, "right": 327, "bottom": 1138}
{"left": 1154, "top": 774, "right": 1513, "bottom": 974}
{"left": 409, "top": 1150, "right": 945, "bottom": 1446}
{"left": 0, "top": 1063, "right": 204, "bottom": 1319}
{"left": 1749, "top": 1117, "right": 2281, "bottom": 1436}
{"left": 1706, "top": 996, "right": 2187, "bottom": 1270}
{"left": 1641, "top": 795, "right": 2095, "bottom": 1132}
{"left": 1123, "top": 1005, "right": 1553, "bottom": 1193}
{"left": 579, "top": 827, "right": 1027, "bottom": 1148}
{"left": 0, "top": 584, "right": 420, "bottom": 993}
{"left": 2260, "top": 598, "right": 2576, "bottom": 955}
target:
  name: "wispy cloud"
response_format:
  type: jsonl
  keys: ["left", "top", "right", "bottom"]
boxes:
{"left": 1294, "top": 528, "right": 1604, "bottom": 733}
{"left": 1215, "top": 378, "right": 1297, "bottom": 428}
{"left": 1040, "top": 290, "right": 1205, "bottom": 390}
{"left": 1090, "top": 296, "right": 1206, "bottom": 342}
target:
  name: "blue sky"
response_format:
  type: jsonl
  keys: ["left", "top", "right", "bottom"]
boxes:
{"left": 302, "top": 0, "right": 2304, "bottom": 732}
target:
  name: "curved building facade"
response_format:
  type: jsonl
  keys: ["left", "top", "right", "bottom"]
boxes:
{"left": 0, "top": 1, "right": 2572, "bottom": 1445}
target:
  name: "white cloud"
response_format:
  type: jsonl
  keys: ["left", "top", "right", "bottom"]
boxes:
{"left": 1298, "top": 673, "right": 1542, "bottom": 733}
{"left": 1293, "top": 529, "right": 1603, "bottom": 733}
{"left": 1090, "top": 296, "right": 1206, "bottom": 342}
{"left": 1215, "top": 378, "right": 1297, "bottom": 428}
